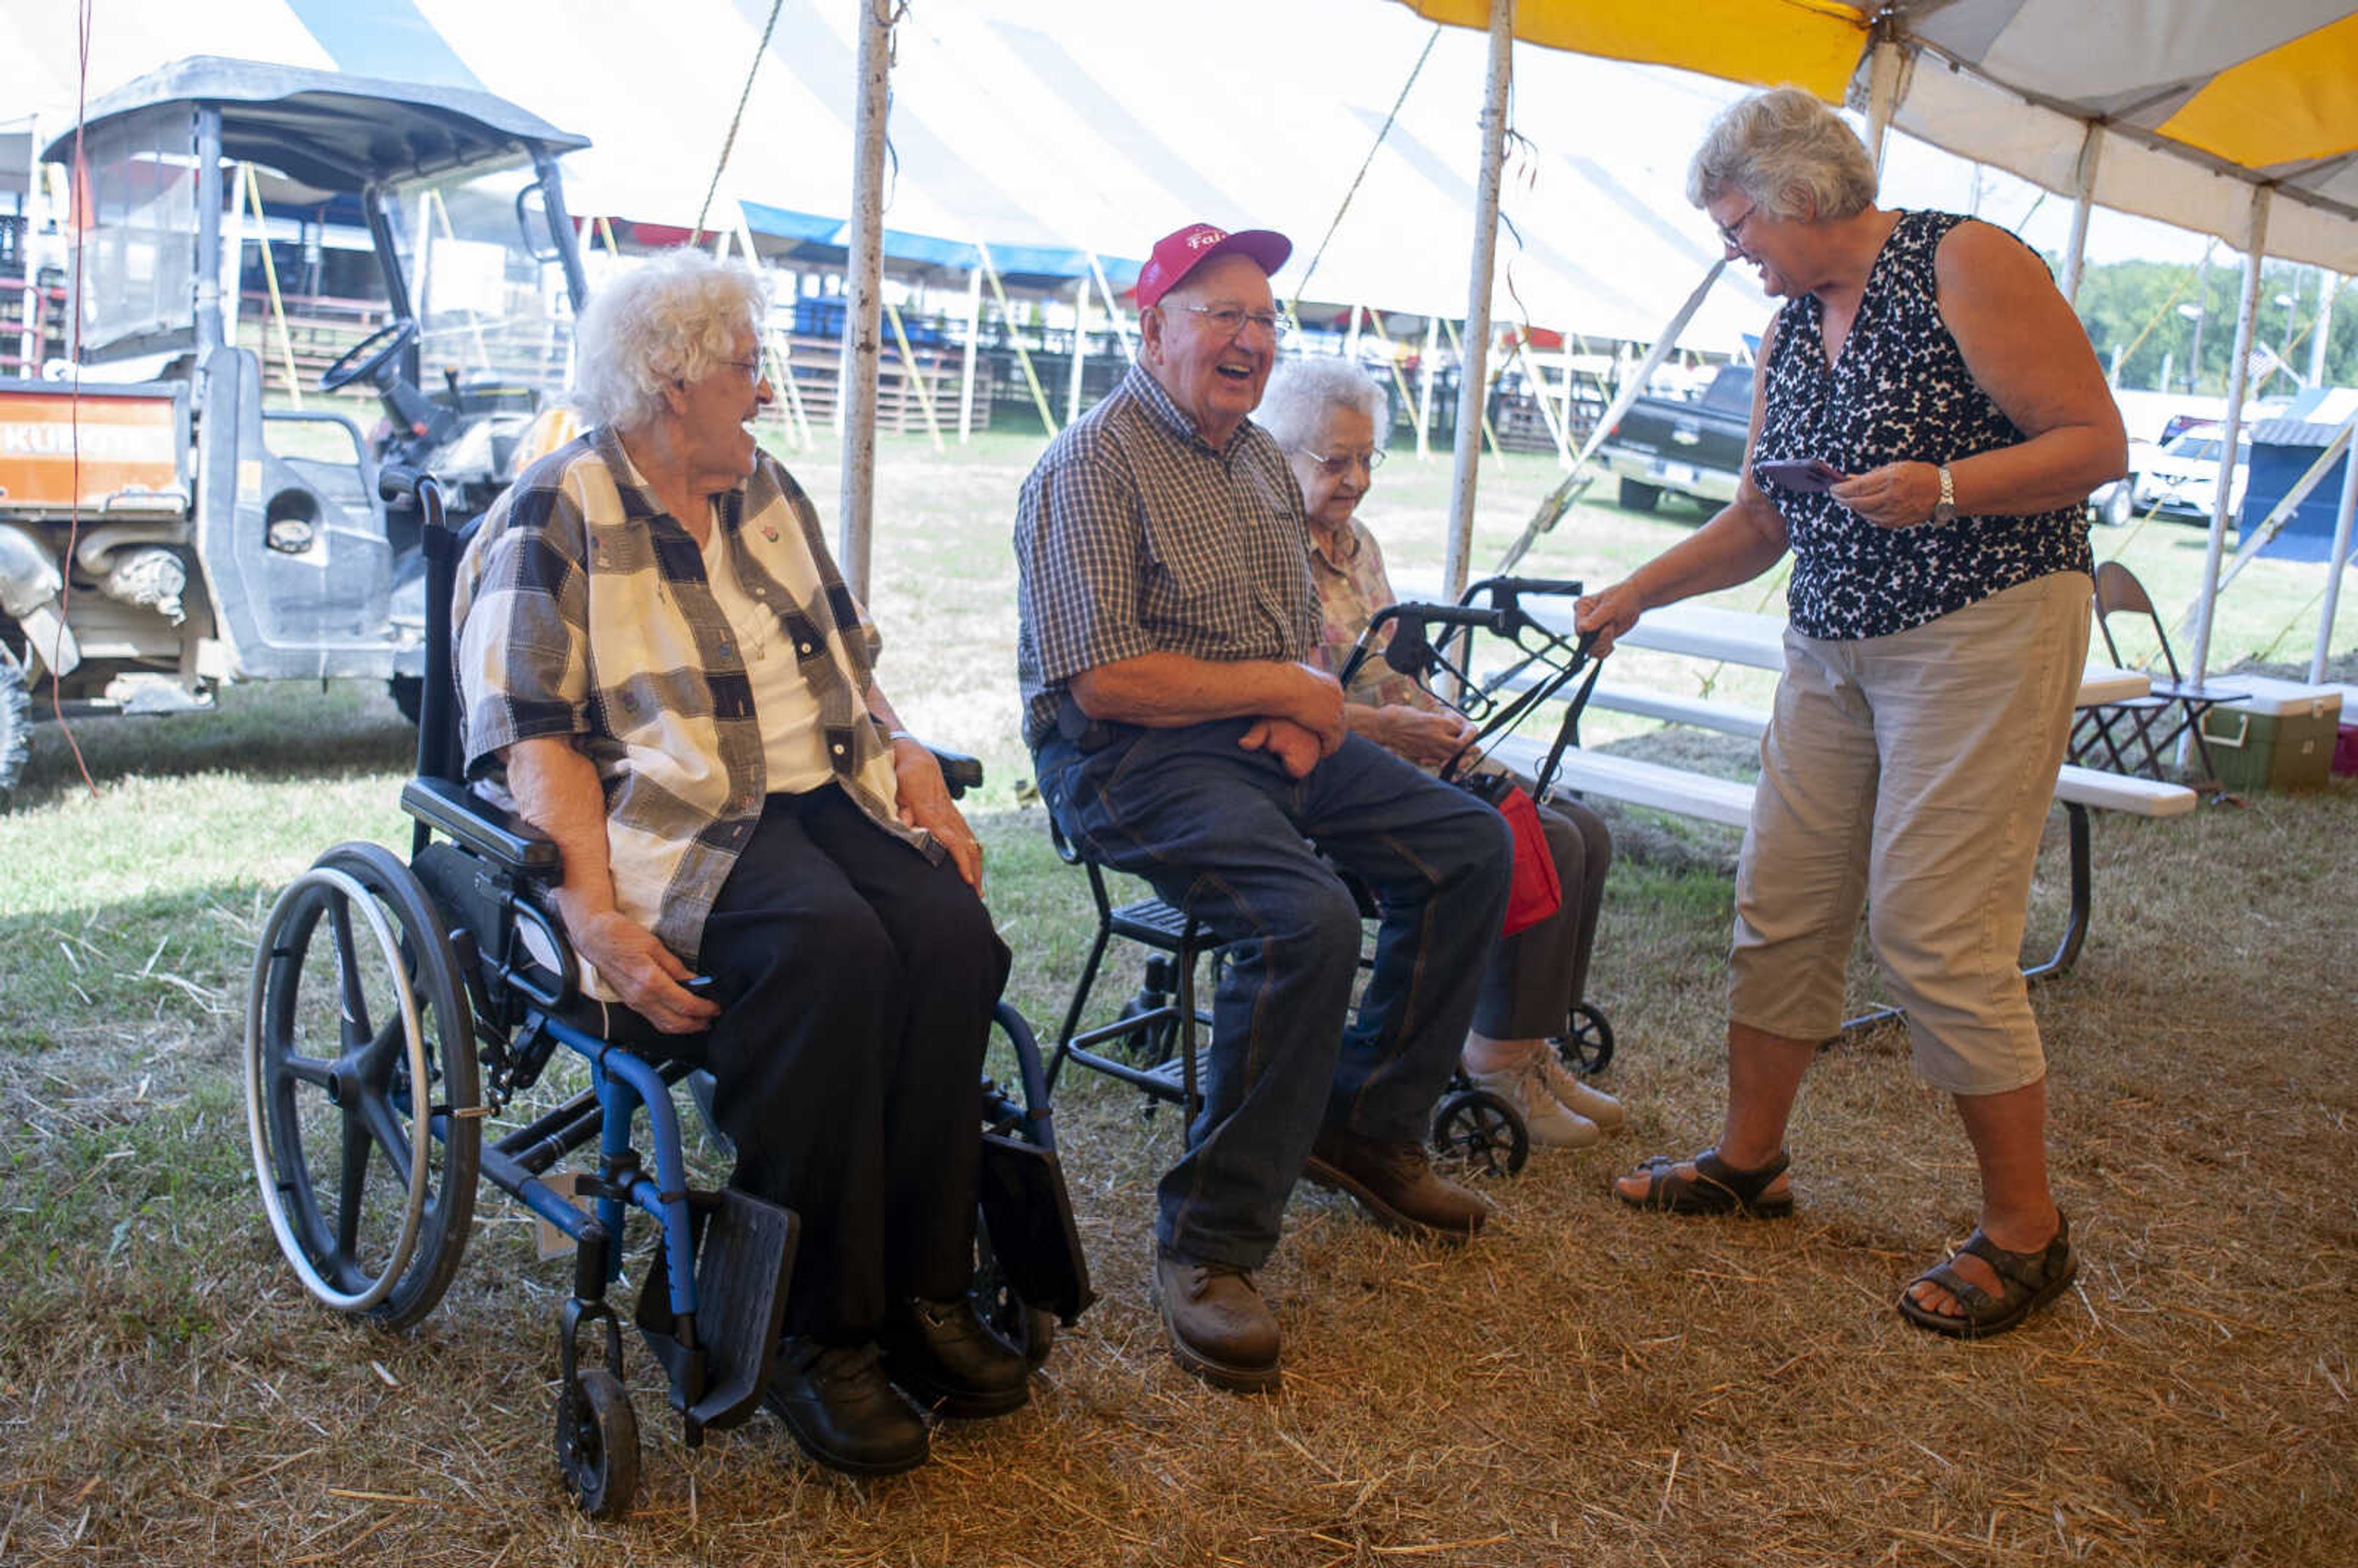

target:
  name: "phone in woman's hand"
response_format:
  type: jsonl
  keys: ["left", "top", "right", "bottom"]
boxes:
{"left": 1755, "top": 457, "right": 1846, "bottom": 492}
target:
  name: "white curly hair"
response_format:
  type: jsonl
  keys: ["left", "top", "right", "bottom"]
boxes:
{"left": 1686, "top": 86, "right": 1878, "bottom": 223}
{"left": 1258, "top": 356, "right": 1391, "bottom": 454}
{"left": 569, "top": 248, "right": 772, "bottom": 430}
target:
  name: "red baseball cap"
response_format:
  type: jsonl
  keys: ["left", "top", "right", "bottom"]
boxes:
{"left": 1132, "top": 222, "right": 1293, "bottom": 308}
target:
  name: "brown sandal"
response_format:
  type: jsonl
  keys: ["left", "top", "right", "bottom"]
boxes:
{"left": 1616, "top": 1147, "right": 1793, "bottom": 1218}
{"left": 1897, "top": 1211, "right": 2077, "bottom": 1340}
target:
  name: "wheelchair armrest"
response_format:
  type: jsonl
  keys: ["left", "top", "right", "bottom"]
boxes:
{"left": 930, "top": 745, "right": 984, "bottom": 798}
{"left": 401, "top": 776, "right": 561, "bottom": 875}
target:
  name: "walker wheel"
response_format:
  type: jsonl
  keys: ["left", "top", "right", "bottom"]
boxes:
{"left": 555, "top": 1368, "right": 640, "bottom": 1521}
{"left": 1430, "top": 1088, "right": 1530, "bottom": 1178}
{"left": 1556, "top": 1002, "right": 1615, "bottom": 1077}
{"left": 245, "top": 842, "right": 479, "bottom": 1327}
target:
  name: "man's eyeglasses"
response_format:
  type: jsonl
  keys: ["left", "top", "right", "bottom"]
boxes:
{"left": 1715, "top": 202, "right": 1759, "bottom": 250}
{"left": 1302, "top": 447, "right": 1385, "bottom": 477}
{"left": 1168, "top": 303, "right": 1297, "bottom": 343}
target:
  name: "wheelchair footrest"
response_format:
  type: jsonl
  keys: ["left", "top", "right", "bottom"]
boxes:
{"left": 636, "top": 1189, "right": 798, "bottom": 1439}
{"left": 978, "top": 1133, "right": 1097, "bottom": 1325}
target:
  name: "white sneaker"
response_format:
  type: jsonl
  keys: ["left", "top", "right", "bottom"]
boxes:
{"left": 1468, "top": 1061, "right": 1603, "bottom": 1149}
{"left": 1538, "top": 1054, "right": 1625, "bottom": 1133}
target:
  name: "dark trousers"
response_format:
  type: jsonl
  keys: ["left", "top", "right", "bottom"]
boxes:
{"left": 671, "top": 785, "right": 1010, "bottom": 1343}
{"left": 1038, "top": 720, "right": 1512, "bottom": 1270}
{"left": 1473, "top": 797, "right": 1612, "bottom": 1040}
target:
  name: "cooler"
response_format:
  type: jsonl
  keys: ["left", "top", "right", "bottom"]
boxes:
{"left": 2195, "top": 677, "right": 2343, "bottom": 793}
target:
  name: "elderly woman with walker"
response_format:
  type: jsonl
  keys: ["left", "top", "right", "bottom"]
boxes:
{"left": 1260, "top": 357, "right": 1625, "bottom": 1151}
{"left": 1576, "top": 88, "right": 2125, "bottom": 1338}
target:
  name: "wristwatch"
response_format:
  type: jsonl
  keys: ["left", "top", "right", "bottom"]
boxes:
{"left": 1931, "top": 464, "right": 1959, "bottom": 526}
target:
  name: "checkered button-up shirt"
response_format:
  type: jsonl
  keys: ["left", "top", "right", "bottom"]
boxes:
{"left": 1015, "top": 362, "right": 1320, "bottom": 750}
{"left": 454, "top": 428, "right": 927, "bottom": 968}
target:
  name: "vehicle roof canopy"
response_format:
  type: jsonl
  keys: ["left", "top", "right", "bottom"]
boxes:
{"left": 41, "top": 55, "right": 589, "bottom": 195}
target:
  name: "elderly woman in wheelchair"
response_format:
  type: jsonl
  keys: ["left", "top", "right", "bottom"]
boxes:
{"left": 449, "top": 249, "right": 1027, "bottom": 1477}
{"left": 246, "top": 250, "right": 1080, "bottom": 1511}
{"left": 1259, "top": 357, "right": 1624, "bottom": 1149}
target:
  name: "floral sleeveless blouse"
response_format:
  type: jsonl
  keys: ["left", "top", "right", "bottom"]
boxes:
{"left": 1754, "top": 209, "right": 2091, "bottom": 641}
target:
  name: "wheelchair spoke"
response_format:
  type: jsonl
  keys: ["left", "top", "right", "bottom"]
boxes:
{"left": 335, "top": 1109, "right": 373, "bottom": 1262}
{"left": 271, "top": 1049, "right": 337, "bottom": 1092}
{"left": 359, "top": 1089, "right": 417, "bottom": 1195}
{"left": 327, "top": 898, "right": 376, "bottom": 1054}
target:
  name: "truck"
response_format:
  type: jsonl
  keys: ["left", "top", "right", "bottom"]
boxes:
{"left": 0, "top": 57, "right": 593, "bottom": 804}
{"left": 1595, "top": 362, "right": 1754, "bottom": 513}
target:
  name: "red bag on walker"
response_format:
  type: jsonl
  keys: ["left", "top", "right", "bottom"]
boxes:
{"left": 1471, "top": 777, "right": 1561, "bottom": 936}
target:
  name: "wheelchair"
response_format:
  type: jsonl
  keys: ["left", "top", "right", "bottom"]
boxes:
{"left": 242, "top": 470, "right": 1091, "bottom": 1518}
{"left": 1043, "top": 577, "right": 1616, "bottom": 1181}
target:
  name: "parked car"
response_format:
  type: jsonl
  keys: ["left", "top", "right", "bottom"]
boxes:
{"left": 2130, "top": 423, "right": 2249, "bottom": 522}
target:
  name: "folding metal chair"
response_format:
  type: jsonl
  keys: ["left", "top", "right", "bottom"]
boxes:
{"left": 2070, "top": 560, "right": 2244, "bottom": 792}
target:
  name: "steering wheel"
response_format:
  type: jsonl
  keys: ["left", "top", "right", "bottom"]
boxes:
{"left": 321, "top": 317, "right": 420, "bottom": 394}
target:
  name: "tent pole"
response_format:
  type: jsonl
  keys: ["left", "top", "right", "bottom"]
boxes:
{"left": 2058, "top": 126, "right": 2103, "bottom": 307}
{"left": 1445, "top": 0, "right": 1514, "bottom": 602}
{"left": 2186, "top": 188, "right": 2270, "bottom": 699}
{"left": 1351, "top": 309, "right": 1420, "bottom": 453}
{"left": 838, "top": 0, "right": 893, "bottom": 600}
{"left": 1345, "top": 303, "right": 1363, "bottom": 361}
{"left": 957, "top": 262, "right": 982, "bottom": 444}
{"left": 884, "top": 297, "right": 946, "bottom": 451}
{"left": 2314, "top": 418, "right": 2358, "bottom": 684}
{"left": 1087, "top": 252, "right": 1136, "bottom": 361}
{"left": 2310, "top": 273, "right": 2342, "bottom": 389}
{"left": 1863, "top": 34, "right": 1905, "bottom": 177}
{"left": 977, "top": 243, "right": 1059, "bottom": 435}
{"left": 1065, "top": 277, "right": 1089, "bottom": 425}
{"left": 1417, "top": 316, "right": 1439, "bottom": 462}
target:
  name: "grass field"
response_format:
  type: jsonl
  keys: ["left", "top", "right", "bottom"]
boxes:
{"left": 2, "top": 429, "right": 2354, "bottom": 1566}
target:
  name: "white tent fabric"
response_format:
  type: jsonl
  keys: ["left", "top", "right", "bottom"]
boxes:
{"left": 4, "top": 0, "right": 1779, "bottom": 349}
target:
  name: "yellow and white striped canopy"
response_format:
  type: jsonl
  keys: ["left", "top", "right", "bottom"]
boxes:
{"left": 1395, "top": 1, "right": 2358, "bottom": 270}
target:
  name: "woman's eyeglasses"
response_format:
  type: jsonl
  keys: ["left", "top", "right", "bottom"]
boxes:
{"left": 1303, "top": 448, "right": 1385, "bottom": 476}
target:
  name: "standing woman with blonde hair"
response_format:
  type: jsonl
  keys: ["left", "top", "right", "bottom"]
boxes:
{"left": 1577, "top": 88, "right": 2125, "bottom": 1338}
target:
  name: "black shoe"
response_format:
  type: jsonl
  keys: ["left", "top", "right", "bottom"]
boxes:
{"left": 763, "top": 1338, "right": 930, "bottom": 1476}
{"left": 877, "top": 1297, "right": 1031, "bottom": 1419}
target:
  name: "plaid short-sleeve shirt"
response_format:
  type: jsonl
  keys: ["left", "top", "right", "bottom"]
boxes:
{"left": 1305, "top": 516, "right": 1441, "bottom": 714}
{"left": 1014, "top": 362, "right": 1320, "bottom": 750}
{"left": 454, "top": 428, "right": 928, "bottom": 965}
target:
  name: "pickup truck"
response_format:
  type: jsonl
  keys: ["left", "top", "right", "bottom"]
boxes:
{"left": 1596, "top": 363, "right": 1753, "bottom": 513}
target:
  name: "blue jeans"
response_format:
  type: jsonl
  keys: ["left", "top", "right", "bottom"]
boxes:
{"left": 1038, "top": 718, "right": 1512, "bottom": 1268}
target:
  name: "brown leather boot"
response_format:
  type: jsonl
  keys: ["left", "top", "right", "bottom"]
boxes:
{"left": 1304, "top": 1129, "right": 1492, "bottom": 1243}
{"left": 1152, "top": 1245, "right": 1281, "bottom": 1394}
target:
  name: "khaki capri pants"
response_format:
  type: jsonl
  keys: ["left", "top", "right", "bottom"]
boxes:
{"left": 1728, "top": 570, "right": 2093, "bottom": 1095}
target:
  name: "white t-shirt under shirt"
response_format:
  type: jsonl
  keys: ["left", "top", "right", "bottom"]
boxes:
{"left": 701, "top": 512, "right": 833, "bottom": 794}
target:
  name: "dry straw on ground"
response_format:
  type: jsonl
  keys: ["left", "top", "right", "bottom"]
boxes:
{"left": 5, "top": 755, "right": 2354, "bottom": 1566}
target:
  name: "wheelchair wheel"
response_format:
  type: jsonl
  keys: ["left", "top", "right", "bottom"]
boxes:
{"left": 246, "top": 842, "right": 480, "bottom": 1329}
{"left": 1430, "top": 1088, "right": 1530, "bottom": 1178}
{"left": 972, "top": 1212, "right": 1056, "bottom": 1370}
{"left": 555, "top": 1367, "right": 639, "bottom": 1521}
{"left": 1555, "top": 1002, "right": 1615, "bottom": 1077}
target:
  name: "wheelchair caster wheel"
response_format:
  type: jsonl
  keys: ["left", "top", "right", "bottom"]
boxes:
{"left": 1113, "top": 995, "right": 1180, "bottom": 1066}
{"left": 556, "top": 1367, "right": 639, "bottom": 1521}
{"left": 246, "top": 842, "right": 480, "bottom": 1327}
{"left": 1430, "top": 1088, "right": 1530, "bottom": 1178}
{"left": 973, "top": 1216, "right": 1056, "bottom": 1370}
{"left": 1555, "top": 1003, "right": 1614, "bottom": 1077}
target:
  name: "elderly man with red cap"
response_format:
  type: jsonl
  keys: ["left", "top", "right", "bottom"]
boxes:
{"left": 1014, "top": 223, "right": 1513, "bottom": 1393}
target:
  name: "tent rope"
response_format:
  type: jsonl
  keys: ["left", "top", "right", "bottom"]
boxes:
{"left": 1288, "top": 25, "right": 1441, "bottom": 314}
{"left": 694, "top": 0, "right": 789, "bottom": 238}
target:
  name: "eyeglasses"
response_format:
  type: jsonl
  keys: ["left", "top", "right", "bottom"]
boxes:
{"left": 1302, "top": 447, "right": 1385, "bottom": 476}
{"left": 717, "top": 357, "right": 767, "bottom": 382}
{"left": 1715, "top": 202, "right": 1759, "bottom": 250}
{"left": 1168, "top": 303, "right": 1297, "bottom": 343}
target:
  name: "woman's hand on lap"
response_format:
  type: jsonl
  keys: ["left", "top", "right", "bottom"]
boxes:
{"left": 891, "top": 737, "right": 984, "bottom": 891}
{"left": 566, "top": 906, "right": 722, "bottom": 1033}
